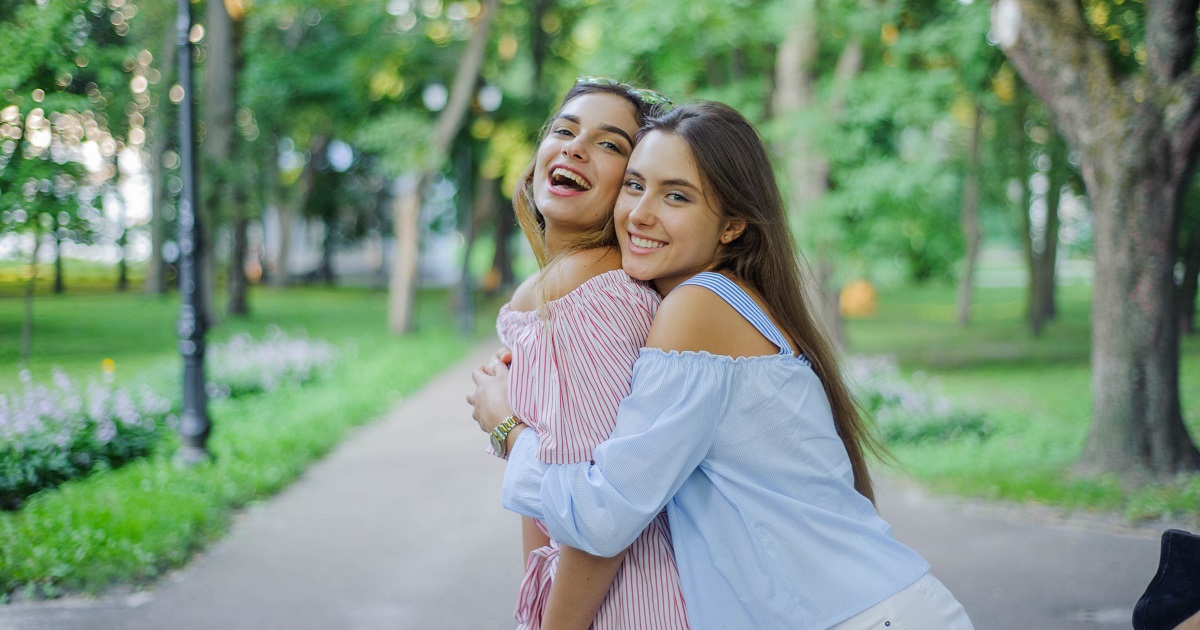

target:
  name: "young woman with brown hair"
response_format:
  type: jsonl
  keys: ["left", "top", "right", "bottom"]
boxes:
{"left": 479, "top": 79, "right": 689, "bottom": 629}
{"left": 472, "top": 101, "right": 974, "bottom": 629}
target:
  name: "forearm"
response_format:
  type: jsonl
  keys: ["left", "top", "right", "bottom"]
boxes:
{"left": 521, "top": 515, "right": 551, "bottom": 568}
{"left": 542, "top": 544, "right": 627, "bottom": 630}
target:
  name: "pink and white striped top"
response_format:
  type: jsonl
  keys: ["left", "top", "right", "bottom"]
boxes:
{"left": 497, "top": 269, "right": 689, "bottom": 630}
{"left": 499, "top": 269, "right": 661, "bottom": 465}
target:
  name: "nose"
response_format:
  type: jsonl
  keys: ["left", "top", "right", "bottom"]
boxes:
{"left": 625, "top": 193, "right": 655, "bottom": 227}
{"left": 562, "top": 136, "right": 588, "bottom": 161}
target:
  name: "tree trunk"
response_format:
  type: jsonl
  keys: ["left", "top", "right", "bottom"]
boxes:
{"left": 455, "top": 145, "right": 477, "bottom": 334}
{"left": 227, "top": 187, "right": 249, "bottom": 315}
{"left": 318, "top": 215, "right": 336, "bottom": 285}
{"left": 1033, "top": 132, "right": 1066, "bottom": 328}
{"left": 531, "top": 0, "right": 552, "bottom": 104}
{"left": 52, "top": 230, "right": 64, "bottom": 294}
{"left": 1181, "top": 219, "right": 1200, "bottom": 333}
{"left": 117, "top": 220, "right": 129, "bottom": 292}
{"left": 22, "top": 231, "right": 40, "bottom": 361}
{"left": 145, "top": 19, "right": 177, "bottom": 296}
{"left": 1082, "top": 134, "right": 1198, "bottom": 476}
{"left": 995, "top": 0, "right": 1200, "bottom": 477}
{"left": 203, "top": 0, "right": 237, "bottom": 324}
{"left": 956, "top": 104, "right": 984, "bottom": 325}
{"left": 265, "top": 136, "right": 289, "bottom": 287}
{"left": 388, "top": 0, "right": 498, "bottom": 333}
{"left": 488, "top": 200, "right": 515, "bottom": 294}
{"left": 770, "top": 0, "right": 862, "bottom": 348}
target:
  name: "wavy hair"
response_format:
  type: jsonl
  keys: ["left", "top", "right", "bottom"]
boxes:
{"left": 513, "top": 82, "right": 667, "bottom": 278}
{"left": 640, "top": 101, "right": 888, "bottom": 502}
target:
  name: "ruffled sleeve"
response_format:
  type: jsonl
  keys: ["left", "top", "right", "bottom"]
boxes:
{"left": 503, "top": 350, "right": 732, "bottom": 557}
{"left": 524, "top": 272, "right": 659, "bottom": 463}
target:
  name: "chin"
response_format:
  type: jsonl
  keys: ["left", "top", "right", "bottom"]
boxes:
{"left": 622, "top": 265, "right": 654, "bottom": 282}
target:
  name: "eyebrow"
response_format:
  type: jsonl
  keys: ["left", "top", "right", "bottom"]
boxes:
{"left": 626, "top": 168, "right": 700, "bottom": 191}
{"left": 555, "top": 114, "right": 635, "bottom": 147}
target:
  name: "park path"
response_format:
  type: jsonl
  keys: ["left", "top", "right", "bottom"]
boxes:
{"left": 0, "top": 339, "right": 1181, "bottom": 629}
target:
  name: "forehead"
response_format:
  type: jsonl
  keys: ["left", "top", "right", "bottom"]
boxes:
{"left": 555, "top": 92, "right": 639, "bottom": 132}
{"left": 628, "top": 131, "right": 700, "bottom": 184}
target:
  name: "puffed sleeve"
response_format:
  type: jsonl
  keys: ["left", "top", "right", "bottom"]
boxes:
{"left": 503, "top": 351, "right": 731, "bottom": 557}
{"left": 534, "top": 277, "right": 658, "bottom": 463}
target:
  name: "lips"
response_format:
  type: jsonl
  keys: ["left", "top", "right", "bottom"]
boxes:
{"left": 628, "top": 233, "right": 666, "bottom": 250}
{"left": 549, "top": 165, "right": 591, "bottom": 191}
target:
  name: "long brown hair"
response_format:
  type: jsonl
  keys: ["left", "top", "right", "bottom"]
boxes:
{"left": 513, "top": 82, "right": 667, "bottom": 269}
{"left": 642, "top": 101, "right": 887, "bottom": 502}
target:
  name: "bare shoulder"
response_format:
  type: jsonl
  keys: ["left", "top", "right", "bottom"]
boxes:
{"left": 543, "top": 247, "right": 623, "bottom": 300}
{"left": 646, "top": 283, "right": 780, "bottom": 358}
{"left": 508, "top": 274, "right": 540, "bottom": 312}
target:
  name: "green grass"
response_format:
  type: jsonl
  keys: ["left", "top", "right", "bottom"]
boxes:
{"left": 0, "top": 283, "right": 502, "bottom": 598}
{"left": 847, "top": 282, "right": 1200, "bottom": 523}
{"left": 0, "top": 258, "right": 147, "bottom": 298}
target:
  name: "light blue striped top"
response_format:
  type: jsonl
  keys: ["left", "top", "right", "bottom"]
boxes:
{"left": 503, "top": 272, "right": 929, "bottom": 629}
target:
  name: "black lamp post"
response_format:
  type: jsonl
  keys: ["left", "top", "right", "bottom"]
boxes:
{"left": 175, "top": 0, "right": 211, "bottom": 464}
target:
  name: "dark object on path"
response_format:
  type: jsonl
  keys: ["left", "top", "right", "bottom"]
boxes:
{"left": 1133, "top": 529, "right": 1200, "bottom": 630}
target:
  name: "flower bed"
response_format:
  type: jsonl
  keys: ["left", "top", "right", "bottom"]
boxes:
{"left": 0, "top": 329, "right": 339, "bottom": 510}
{"left": 205, "top": 327, "right": 338, "bottom": 398}
{"left": 0, "top": 370, "right": 172, "bottom": 509}
{"left": 847, "top": 356, "right": 993, "bottom": 445}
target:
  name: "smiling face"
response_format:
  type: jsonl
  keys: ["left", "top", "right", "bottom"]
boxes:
{"left": 531, "top": 92, "right": 640, "bottom": 251}
{"left": 615, "top": 130, "right": 743, "bottom": 294}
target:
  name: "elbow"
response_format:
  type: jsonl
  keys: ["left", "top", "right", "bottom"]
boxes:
{"left": 591, "top": 538, "right": 631, "bottom": 559}
{"left": 564, "top": 513, "right": 644, "bottom": 558}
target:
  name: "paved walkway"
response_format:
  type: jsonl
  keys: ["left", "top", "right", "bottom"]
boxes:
{"left": 0, "top": 341, "right": 1186, "bottom": 629}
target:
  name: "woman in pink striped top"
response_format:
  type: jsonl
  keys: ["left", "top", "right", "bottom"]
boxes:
{"left": 478, "top": 79, "right": 689, "bottom": 629}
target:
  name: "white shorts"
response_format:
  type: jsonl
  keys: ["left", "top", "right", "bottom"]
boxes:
{"left": 829, "top": 573, "right": 975, "bottom": 630}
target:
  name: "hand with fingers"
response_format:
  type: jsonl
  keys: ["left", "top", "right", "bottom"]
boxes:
{"left": 467, "top": 356, "right": 516, "bottom": 435}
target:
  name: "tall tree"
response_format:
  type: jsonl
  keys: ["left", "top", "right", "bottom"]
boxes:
{"left": 202, "top": 0, "right": 243, "bottom": 317}
{"left": 956, "top": 102, "right": 984, "bottom": 325}
{"left": 387, "top": 0, "right": 498, "bottom": 333}
{"left": 1028, "top": 131, "right": 1070, "bottom": 334}
{"left": 991, "top": 0, "right": 1200, "bottom": 476}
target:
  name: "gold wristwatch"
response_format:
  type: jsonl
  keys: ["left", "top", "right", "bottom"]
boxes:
{"left": 490, "top": 415, "right": 523, "bottom": 458}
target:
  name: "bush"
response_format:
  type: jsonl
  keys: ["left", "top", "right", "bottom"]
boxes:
{"left": 205, "top": 327, "right": 338, "bottom": 398}
{"left": 0, "top": 370, "right": 172, "bottom": 509}
{"left": 847, "top": 356, "right": 994, "bottom": 445}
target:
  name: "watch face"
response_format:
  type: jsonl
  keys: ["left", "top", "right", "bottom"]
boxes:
{"left": 490, "top": 433, "right": 504, "bottom": 454}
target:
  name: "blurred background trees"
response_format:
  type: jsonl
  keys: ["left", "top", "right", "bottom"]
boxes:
{"left": 1, "top": 0, "right": 1196, "bottom": 481}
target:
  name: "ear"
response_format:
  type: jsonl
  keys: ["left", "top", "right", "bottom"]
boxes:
{"left": 720, "top": 220, "right": 747, "bottom": 244}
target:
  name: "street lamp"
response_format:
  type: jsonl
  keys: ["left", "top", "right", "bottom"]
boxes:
{"left": 175, "top": 0, "right": 210, "bottom": 464}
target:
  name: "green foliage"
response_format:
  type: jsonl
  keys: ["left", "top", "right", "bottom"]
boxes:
{"left": 847, "top": 279, "right": 1200, "bottom": 523}
{"left": 0, "top": 286, "right": 489, "bottom": 596}
{"left": 0, "top": 0, "right": 140, "bottom": 267}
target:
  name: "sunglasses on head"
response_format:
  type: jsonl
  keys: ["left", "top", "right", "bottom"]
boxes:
{"left": 575, "top": 75, "right": 673, "bottom": 108}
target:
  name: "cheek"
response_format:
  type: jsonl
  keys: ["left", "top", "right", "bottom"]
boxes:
{"left": 613, "top": 194, "right": 634, "bottom": 226}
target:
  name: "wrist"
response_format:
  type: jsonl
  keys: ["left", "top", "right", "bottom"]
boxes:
{"left": 505, "top": 423, "right": 527, "bottom": 456}
{"left": 489, "top": 414, "right": 524, "bottom": 458}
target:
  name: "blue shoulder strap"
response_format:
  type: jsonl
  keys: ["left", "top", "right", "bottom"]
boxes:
{"left": 677, "top": 272, "right": 794, "bottom": 356}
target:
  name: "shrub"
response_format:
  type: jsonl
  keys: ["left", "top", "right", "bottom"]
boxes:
{"left": 0, "top": 370, "right": 172, "bottom": 509}
{"left": 205, "top": 327, "right": 338, "bottom": 398}
{"left": 847, "top": 356, "right": 994, "bottom": 445}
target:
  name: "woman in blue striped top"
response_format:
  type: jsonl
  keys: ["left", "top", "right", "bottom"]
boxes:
{"left": 470, "top": 101, "right": 975, "bottom": 629}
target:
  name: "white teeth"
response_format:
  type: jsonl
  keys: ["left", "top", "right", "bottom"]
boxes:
{"left": 551, "top": 167, "right": 591, "bottom": 190}
{"left": 630, "top": 235, "right": 665, "bottom": 249}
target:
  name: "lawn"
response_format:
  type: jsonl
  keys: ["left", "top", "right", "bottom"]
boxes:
{"left": 0, "top": 279, "right": 500, "bottom": 598}
{"left": 846, "top": 281, "right": 1200, "bottom": 522}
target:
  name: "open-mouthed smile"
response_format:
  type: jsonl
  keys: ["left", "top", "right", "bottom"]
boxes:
{"left": 548, "top": 165, "right": 592, "bottom": 194}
